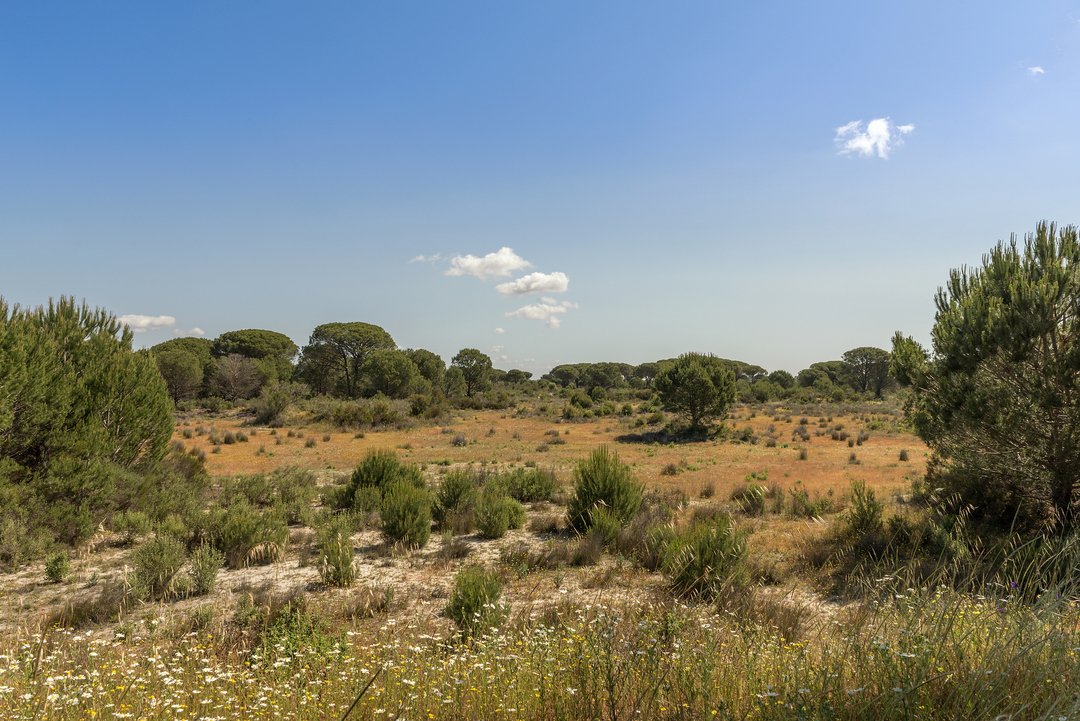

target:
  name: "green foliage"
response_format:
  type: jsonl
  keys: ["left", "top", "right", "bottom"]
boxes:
{"left": 317, "top": 515, "right": 356, "bottom": 588}
{"left": 359, "top": 349, "right": 422, "bottom": 398}
{"left": 0, "top": 297, "right": 174, "bottom": 550}
{"left": 450, "top": 348, "right": 493, "bottom": 397}
{"left": 475, "top": 482, "right": 526, "bottom": 539}
{"left": 222, "top": 466, "right": 316, "bottom": 525}
{"left": 250, "top": 382, "right": 307, "bottom": 426}
{"left": 212, "top": 329, "right": 297, "bottom": 384}
{"left": 310, "top": 396, "right": 407, "bottom": 429}
{"left": 187, "top": 543, "right": 224, "bottom": 596}
{"left": 842, "top": 346, "right": 892, "bottom": 397}
{"left": 153, "top": 347, "right": 204, "bottom": 402}
{"left": 45, "top": 552, "right": 70, "bottom": 583}
{"left": 499, "top": 466, "right": 558, "bottom": 502}
{"left": 664, "top": 514, "right": 748, "bottom": 601}
{"left": 129, "top": 534, "right": 188, "bottom": 601}
{"left": 892, "top": 221, "right": 1080, "bottom": 532}
{"left": 195, "top": 500, "right": 289, "bottom": 569}
{"left": 403, "top": 348, "right": 446, "bottom": 391}
{"left": 843, "top": 481, "right": 885, "bottom": 539}
{"left": 654, "top": 353, "right": 736, "bottom": 430}
{"left": 111, "top": 510, "right": 153, "bottom": 546}
{"left": 434, "top": 470, "right": 479, "bottom": 533}
{"left": 379, "top": 481, "right": 432, "bottom": 548}
{"left": 299, "top": 322, "right": 396, "bottom": 398}
{"left": 445, "top": 565, "right": 504, "bottom": 637}
{"left": 341, "top": 450, "right": 424, "bottom": 511}
{"left": 567, "top": 447, "right": 644, "bottom": 534}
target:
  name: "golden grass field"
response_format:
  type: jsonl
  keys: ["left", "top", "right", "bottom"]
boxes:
{"left": 178, "top": 405, "right": 925, "bottom": 502}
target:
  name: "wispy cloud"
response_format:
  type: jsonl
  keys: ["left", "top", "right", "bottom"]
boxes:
{"left": 1028, "top": 65, "right": 1045, "bottom": 76}
{"left": 835, "top": 118, "right": 915, "bottom": 159}
{"left": 506, "top": 298, "right": 578, "bottom": 329}
{"left": 173, "top": 327, "right": 206, "bottom": 338}
{"left": 119, "top": 314, "right": 176, "bottom": 333}
{"left": 494, "top": 327, "right": 506, "bottom": 334}
{"left": 409, "top": 253, "right": 442, "bottom": 264}
{"left": 445, "top": 247, "right": 532, "bottom": 279}
{"left": 496, "top": 271, "right": 569, "bottom": 295}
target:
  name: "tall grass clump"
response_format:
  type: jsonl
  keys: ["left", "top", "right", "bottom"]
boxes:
{"left": 318, "top": 515, "right": 357, "bottom": 587}
{"left": 567, "top": 447, "right": 643, "bottom": 534}
{"left": 380, "top": 481, "right": 432, "bottom": 549}
{"left": 129, "top": 534, "right": 188, "bottom": 601}
{"left": 664, "top": 513, "right": 748, "bottom": 601}
{"left": 434, "top": 469, "right": 479, "bottom": 534}
{"left": 445, "top": 565, "right": 505, "bottom": 637}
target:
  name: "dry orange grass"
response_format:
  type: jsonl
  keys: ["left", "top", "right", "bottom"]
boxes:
{"left": 175, "top": 406, "right": 926, "bottom": 503}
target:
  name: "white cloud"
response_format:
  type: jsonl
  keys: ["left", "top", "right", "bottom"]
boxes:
{"left": 494, "top": 327, "right": 506, "bottom": 334}
{"left": 506, "top": 298, "right": 578, "bottom": 329}
{"left": 119, "top": 314, "right": 176, "bottom": 333}
{"left": 835, "top": 117, "right": 914, "bottom": 159}
{"left": 409, "top": 253, "right": 442, "bottom": 264}
{"left": 496, "top": 271, "right": 569, "bottom": 295}
{"left": 1028, "top": 66, "right": 1045, "bottom": 76}
{"left": 173, "top": 327, "right": 206, "bottom": 338}
{"left": 445, "top": 247, "right": 532, "bottom": 280}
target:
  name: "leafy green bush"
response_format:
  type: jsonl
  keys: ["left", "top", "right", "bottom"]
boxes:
{"left": 500, "top": 467, "right": 558, "bottom": 502}
{"left": 318, "top": 515, "right": 356, "bottom": 588}
{"left": 130, "top": 535, "right": 188, "bottom": 601}
{"left": 45, "top": 552, "right": 70, "bottom": 584}
{"left": 196, "top": 500, "right": 289, "bottom": 569}
{"left": 445, "top": 565, "right": 505, "bottom": 637}
{"left": 341, "top": 450, "right": 424, "bottom": 511}
{"left": 664, "top": 514, "right": 748, "bottom": 601}
{"left": 475, "top": 484, "right": 526, "bottom": 540}
{"left": 434, "top": 470, "right": 479, "bottom": 534}
{"left": 567, "top": 447, "right": 643, "bottom": 534}
{"left": 380, "top": 481, "right": 432, "bottom": 548}
{"left": 110, "top": 510, "right": 153, "bottom": 546}
{"left": 187, "top": 544, "right": 224, "bottom": 596}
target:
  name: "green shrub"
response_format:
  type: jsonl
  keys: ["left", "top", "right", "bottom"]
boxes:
{"left": 111, "top": 510, "right": 153, "bottom": 546}
{"left": 434, "top": 470, "right": 479, "bottom": 533}
{"left": 341, "top": 450, "right": 424, "bottom": 510}
{"left": 45, "top": 552, "right": 70, "bottom": 583}
{"left": 664, "top": 514, "right": 748, "bottom": 601}
{"left": 500, "top": 467, "right": 558, "bottom": 502}
{"left": 567, "top": 447, "right": 644, "bottom": 534}
{"left": 199, "top": 500, "right": 289, "bottom": 569}
{"left": 445, "top": 565, "right": 505, "bottom": 637}
{"left": 730, "top": 483, "right": 768, "bottom": 516}
{"left": 380, "top": 481, "right": 432, "bottom": 548}
{"left": 187, "top": 544, "right": 224, "bottom": 596}
{"left": 475, "top": 484, "right": 526, "bottom": 540}
{"left": 318, "top": 516, "right": 356, "bottom": 588}
{"left": 130, "top": 535, "right": 188, "bottom": 601}
{"left": 844, "top": 481, "right": 884, "bottom": 538}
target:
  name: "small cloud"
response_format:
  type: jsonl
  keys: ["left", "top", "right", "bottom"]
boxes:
{"left": 835, "top": 117, "right": 914, "bottom": 159}
{"left": 506, "top": 298, "right": 578, "bottom": 329}
{"left": 496, "top": 271, "right": 569, "bottom": 296}
{"left": 1028, "top": 65, "right": 1046, "bottom": 76}
{"left": 409, "top": 253, "right": 442, "bottom": 264}
{"left": 119, "top": 314, "right": 176, "bottom": 333}
{"left": 494, "top": 327, "right": 506, "bottom": 334}
{"left": 445, "top": 247, "right": 532, "bottom": 280}
{"left": 173, "top": 327, "right": 206, "bottom": 338}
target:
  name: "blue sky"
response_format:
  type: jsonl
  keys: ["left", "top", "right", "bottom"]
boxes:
{"left": 2, "top": 1, "right": 1078, "bottom": 374}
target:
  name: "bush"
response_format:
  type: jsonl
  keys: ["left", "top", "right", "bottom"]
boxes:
{"left": 130, "top": 535, "right": 188, "bottom": 601}
{"left": 445, "top": 565, "right": 504, "bottom": 637}
{"left": 318, "top": 516, "right": 356, "bottom": 588}
{"left": 110, "top": 510, "right": 153, "bottom": 546}
{"left": 843, "top": 481, "right": 884, "bottom": 539}
{"left": 500, "top": 467, "right": 558, "bottom": 502}
{"left": 475, "top": 484, "right": 526, "bottom": 540}
{"left": 187, "top": 544, "right": 224, "bottom": 596}
{"left": 434, "top": 470, "right": 479, "bottom": 533}
{"left": 567, "top": 447, "right": 644, "bottom": 534}
{"left": 380, "top": 481, "right": 432, "bottom": 548}
{"left": 730, "top": 483, "right": 768, "bottom": 516}
{"left": 342, "top": 450, "right": 424, "bottom": 510}
{"left": 664, "top": 514, "right": 748, "bottom": 601}
{"left": 198, "top": 500, "right": 289, "bottom": 569}
{"left": 45, "top": 552, "right": 70, "bottom": 583}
